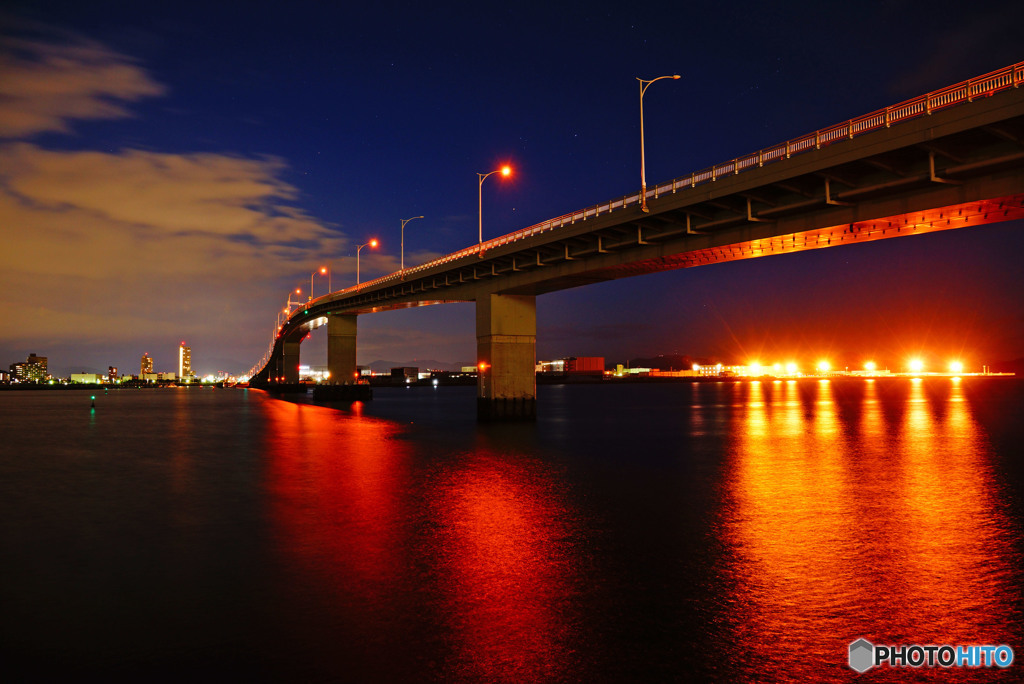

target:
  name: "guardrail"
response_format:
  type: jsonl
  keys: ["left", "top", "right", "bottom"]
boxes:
{"left": 257, "top": 60, "right": 1023, "bottom": 377}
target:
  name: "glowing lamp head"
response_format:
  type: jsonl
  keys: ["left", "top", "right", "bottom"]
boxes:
{"left": 818, "top": 360, "right": 831, "bottom": 372}
{"left": 500, "top": 165, "right": 512, "bottom": 177}
{"left": 865, "top": 361, "right": 877, "bottom": 372}
{"left": 950, "top": 361, "right": 964, "bottom": 374}
{"left": 295, "top": 288, "right": 301, "bottom": 294}
{"left": 369, "top": 238, "right": 378, "bottom": 248}
{"left": 478, "top": 361, "right": 489, "bottom": 372}
{"left": 909, "top": 359, "right": 924, "bottom": 373}
{"left": 785, "top": 362, "right": 798, "bottom": 374}
{"left": 320, "top": 267, "right": 327, "bottom": 274}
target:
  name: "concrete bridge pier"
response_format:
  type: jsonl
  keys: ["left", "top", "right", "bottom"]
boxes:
{"left": 327, "top": 313, "right": 359, "bottom": 384}
{"left": 282, "top": 341, "right": 301, "bottom": 384}
{"left": 476, "top": 293, "right": 536, "bottom": 421}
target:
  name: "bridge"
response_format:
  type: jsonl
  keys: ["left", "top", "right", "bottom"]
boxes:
{"left": 250, "top": 61, "right": 1024, "bottom": 419}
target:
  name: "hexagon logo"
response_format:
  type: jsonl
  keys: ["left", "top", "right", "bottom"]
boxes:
{"left": 849, "top": 638, "right": 874, "bottom": 673}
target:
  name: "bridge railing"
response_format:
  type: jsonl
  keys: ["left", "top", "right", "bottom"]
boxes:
{"left": 267, "top": 60, "right": 1023, "bottom": 366}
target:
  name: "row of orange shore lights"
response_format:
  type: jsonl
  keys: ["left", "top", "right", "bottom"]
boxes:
{"left": 693, "top": 359, "right": 985, "bottom": 378}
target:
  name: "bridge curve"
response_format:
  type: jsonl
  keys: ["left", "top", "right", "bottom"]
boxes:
{"left": 250, "top": 61, "right": 1024, "bottom": 419}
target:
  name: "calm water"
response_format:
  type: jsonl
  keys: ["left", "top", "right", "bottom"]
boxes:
{"left": 2, "top": 379, "right": 1023, "bottom": 682}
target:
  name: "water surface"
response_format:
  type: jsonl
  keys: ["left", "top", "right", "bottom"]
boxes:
{"left": 1, "top": 379, "right": 1022, "bottom": 681}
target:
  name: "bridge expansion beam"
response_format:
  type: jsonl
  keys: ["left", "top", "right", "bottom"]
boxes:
{"left": 476, "top": 294, "right": 536, "bottom": 421}
{"left": 327, "top": 313, "right": 359, "bottom": 384}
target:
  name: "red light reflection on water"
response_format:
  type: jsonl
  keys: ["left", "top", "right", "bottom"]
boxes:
{"left": 262, "top": 399, "right": 409, "bottom": 614}
{"left": 719, "top": 379, "right": 1022, "bottom": 680}
{"left": 427, "top": 450, "right": 578, "bottom": 682}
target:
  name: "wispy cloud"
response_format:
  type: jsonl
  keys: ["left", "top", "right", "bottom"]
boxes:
{"left": 0, "top": 143, "right": 351, "bottom": 348}
{"left": 0, "top": 27, "right": 166, "bottom": 138}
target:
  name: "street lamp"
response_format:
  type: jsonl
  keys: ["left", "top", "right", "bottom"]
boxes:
{"left": 637, "top": 74, "right": 680, "bottom": 213}
{"left": 285, "top": 288, "right": 301, "bottom": 314}
{"left": 310, "top": 266, "right": 327, "bottom": 300}
{"left": 400, "top": 216, "right": 424, "bottom": 274}
{"left": 356, "top": 238, "right": 379, "bottom": 288}
{"left": 478, "top": 165, "right": 512, "bottom": 244}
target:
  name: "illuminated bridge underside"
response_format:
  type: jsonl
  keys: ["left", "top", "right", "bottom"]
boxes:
{"left": 254, "top": 69, "right": 1024, "bottom": 419}
{"left": 589, "top": 194, "right": 1024, "bottom": 281}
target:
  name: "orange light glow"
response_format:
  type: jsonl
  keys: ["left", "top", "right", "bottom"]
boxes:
{"left": 478, "top": 361, "right": 489, "bottom": 372}
{"left": 909, "top": 359, "right": 925, "bottom": 373}
{"left": 295, "top": 288, "right": 301, "bottom": 294}
{"left": 320, "top": 267, "right": 328, "bottom": 274}
{"left": 369, "top": 238, "right": 378, "bottom": 248}
{"left": 950, "top": 360, "right": 964, "bottom": 374}
{"left": 500, "top": 165, "right": 512, "bottom": 177}
{"left": 817, "top": 360, "right": 831, "bottom": 372}
{"left": 785, "top": 362, "right": 798, "bottom": 374}
{"left": 865, "top": 361, "right": 877, "bottom": 372}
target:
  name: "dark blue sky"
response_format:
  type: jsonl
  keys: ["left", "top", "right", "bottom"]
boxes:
{"left": 2, "top": 1, "right": 1022, "bottom": 375}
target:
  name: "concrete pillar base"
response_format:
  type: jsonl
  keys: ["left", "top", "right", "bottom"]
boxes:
{"left": 477, "top": 397, "right": 536, "bottom": 421}
{"left": 476, "top": 293, "right": 536, "bottom": 421}
{"left": 328, "top": 314, "right": 359, "bottom": 384}
{"left": 282, "top": 341, "right": 301, "bottom": 384}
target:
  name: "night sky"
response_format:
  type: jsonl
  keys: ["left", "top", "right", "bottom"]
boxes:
{"left": 2, "top": 1, "right": 1022, "bottom": 376}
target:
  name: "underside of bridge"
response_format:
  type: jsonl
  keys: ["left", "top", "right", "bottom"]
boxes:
{"left": 251, "top": 75, "right": 1024, "bottom": 420}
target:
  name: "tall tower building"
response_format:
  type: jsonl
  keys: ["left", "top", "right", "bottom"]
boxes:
{"left": 141, "top": 353, "right": 153, "bottom": 376}
{"left": 178, "top": 342, "right": 192, "bottom": 379}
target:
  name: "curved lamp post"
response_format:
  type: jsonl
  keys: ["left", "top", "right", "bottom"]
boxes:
{"left": 400, "top": 216, "right": 424, "bottom": 274}
{"left": 356, "top": 239, "right": 378, "bottom": 289}
{"left": 478, "top": 165, "right": 512, "bottom": 244}
{"left": 637, "top": 74, "right": 680, "bottom": 213}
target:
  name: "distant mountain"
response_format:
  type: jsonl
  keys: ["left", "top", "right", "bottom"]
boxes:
{"left": 365, "top": 359, "right": 473, "bottom": 372}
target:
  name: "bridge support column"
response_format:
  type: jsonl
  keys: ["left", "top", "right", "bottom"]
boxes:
{"left": 282, "top": 341, "right": 301, "bottom": 384}
{"left": 328, "top": 314, "right": 358, "bottom": 384}
{"left": 476, "top": 294, "right": 536, "bottom": 421}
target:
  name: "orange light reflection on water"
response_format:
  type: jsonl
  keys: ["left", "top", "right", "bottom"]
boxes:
{"left": 719, "top": 378, "right": 1022, "bottom": 680}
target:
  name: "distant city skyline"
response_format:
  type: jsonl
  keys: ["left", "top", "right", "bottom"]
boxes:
{"left": 1, "top": 3, "right": 1022, "bottom": 376}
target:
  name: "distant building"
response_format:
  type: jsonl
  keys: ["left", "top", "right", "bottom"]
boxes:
{"left": 141, "top": 353, "right": 153, "bottom": 376}
{"left": 178, "top": 342, "right": 192, "bottom": 379}
{"left": 108, "top": 366, "right": 118, "bottom": 382}
{"left": 391, "top": 367, "right": 418, "bottom": 382}
{"left": 565, "top": 356, "right": 604, "bottom": 376}
{"left": 10, "top": 353, "right": 47, "bottom": 382}
{"left": 537, "top": 357, "right": 605, "bottom": 376}
{"left": 71, "top": 373, "right": 104, "bottom": 384}
{"left": 536, "top": 359, "right": 565, "bottom": 374}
